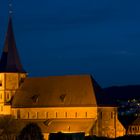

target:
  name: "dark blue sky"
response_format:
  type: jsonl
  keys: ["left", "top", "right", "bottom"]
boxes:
{"left": 0, "top": 0, "right": 140, "bottom": 87}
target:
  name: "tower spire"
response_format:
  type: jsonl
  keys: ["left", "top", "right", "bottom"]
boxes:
{"left": 0, "top": 3, "right": 26, "bottom": 73}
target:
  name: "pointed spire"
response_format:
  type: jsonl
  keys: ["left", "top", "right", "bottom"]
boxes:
{"left": 0, "top": 17, "right": 26, "bottom": 73}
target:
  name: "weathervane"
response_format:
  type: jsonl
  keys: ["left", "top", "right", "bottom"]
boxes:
{"left": 8, "top": 0, "right": 13, "bottom": 16}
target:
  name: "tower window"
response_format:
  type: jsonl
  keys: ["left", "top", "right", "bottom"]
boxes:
{"left": 1, "top": 106, "right": 3, "bottom": 111}
{"left": 19, "top": 78, "right": 25, "bottom": 86}
{"left": 0, "top": 81, "right": 2, "bottom": 86}
{"left": 0, "top": 94, "right": 2, "bottom": 99}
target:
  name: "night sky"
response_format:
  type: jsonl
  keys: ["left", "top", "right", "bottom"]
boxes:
{"left": 0, "top": 0, "right": 140, "bottom": 87}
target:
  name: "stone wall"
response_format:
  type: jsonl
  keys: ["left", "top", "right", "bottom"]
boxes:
{"left": 0, "top": 73, "right": 26, "bottom": 115}
{"left": 11, "top": 107, "right": 97, "bottom": 140}
{"left": 12, "top": 107, "right": 97, "bottom": 120}
{"left": 92, "top": 107, "right": 125, "bottom": 138}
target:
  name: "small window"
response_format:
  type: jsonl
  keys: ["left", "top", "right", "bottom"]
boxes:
{"left": 46, "top": 112, "right": 48, "bottom": 118}
{"left": 0, "top": 94, "right": 2, "bottom": 99}
{"left": 111, "top": 112, "right": 113, "bottom": 119}
{"left": 75, "top": 112, "right": 77, "bottom": 118}
{"left": 68, "top": 126, "right": 70, "bottom": 131}
{"left": 0, "top": 81, "right": 2, "bottom": 86}
{"left": 129, "top": 127, "right": 131, "bottom": 133}
{"left": 19, "top": 78, "right": 25, "bottom": 86}
{"left": 1, "top": 106, "right": 3, "bottom": 111}
{"left": 59, "top": 94, "right": 66, "bottom": 102}
{"left": 36, "top": 112, "right": 38, "bottom": 119}
{"left": 31, "top": 95, "right": 39, "bottom": 103}
{"left": 7, "top": 93, "right": 9, "bottom": 99}
{"left": 65, "top": 112, "right": 67, "bottom": 118}
{"left": 17, "top": 110, "right": 20, "bottom": 119}
{"left": 100, "top": 112, "right": 102, "bottom": 119}
{"left": 27, "top": 112, "right": 29, "bottom": 119}
{"left": 85, "top": 112, "right": 87, "bottom": 118}
{"left": 133, "top": 127, "right": 135, "bottom": 131}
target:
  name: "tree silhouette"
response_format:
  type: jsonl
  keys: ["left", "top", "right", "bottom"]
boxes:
{"left": 0, "top": 115, "right": 15, "bottom": 140}
{"left": 17, "top": 123, "right": 44, "bottom": 140}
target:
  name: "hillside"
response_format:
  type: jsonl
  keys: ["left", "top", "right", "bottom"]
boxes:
{"left": 97, "top": 85, "right": 140, "bottom": 106}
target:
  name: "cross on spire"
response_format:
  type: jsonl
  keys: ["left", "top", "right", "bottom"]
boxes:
{"left": 8, "top": 0, "right": 13, "bottom": 16}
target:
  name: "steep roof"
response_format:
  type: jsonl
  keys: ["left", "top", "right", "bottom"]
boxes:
{"left": 0, "top": 17, "right": 25, "bottom": 73}
{"left": 12, "top": 75, "right": 97, "bottom": 107}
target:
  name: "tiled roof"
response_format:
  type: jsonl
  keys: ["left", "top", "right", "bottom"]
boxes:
{"left": 12, "top": 75, "right": 97, "bottom": 107}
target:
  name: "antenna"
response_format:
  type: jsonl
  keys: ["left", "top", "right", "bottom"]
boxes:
{"left": 8, "top": 0, "right": 13, "bottom": 16}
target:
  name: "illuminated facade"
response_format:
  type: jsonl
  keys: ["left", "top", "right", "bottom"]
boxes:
{"left": 0, "top": 17, "right": 125, "bottom": 140}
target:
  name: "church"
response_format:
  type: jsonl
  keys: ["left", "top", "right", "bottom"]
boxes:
{"left": 0, "top": 15, "right": 125, "bottom": 139}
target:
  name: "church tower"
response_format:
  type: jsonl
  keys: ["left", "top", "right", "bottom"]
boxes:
{"left": 0, "top": 15, "right": 27, "bottom": 114}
